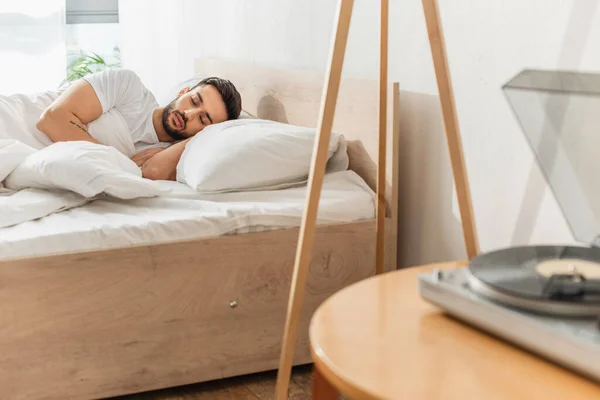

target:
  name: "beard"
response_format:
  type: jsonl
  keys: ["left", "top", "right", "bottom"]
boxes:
{"left": 161, "top": 100, "right": 188, "bottom": 141}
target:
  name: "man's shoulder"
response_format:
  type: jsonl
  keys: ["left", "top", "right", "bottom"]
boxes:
{"left": 105, "top": 67, "right": 141, "bottom": 83}
{"left": 84, "top": 67, "right": 143, "bottom": 87}
{"left": 97, "top": 68, "right": 157, "bottom": 100}
{"left": 114, "top": 68, "right": 155, "bottom": 97}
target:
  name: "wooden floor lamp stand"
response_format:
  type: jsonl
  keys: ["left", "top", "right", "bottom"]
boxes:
{"left": 275, "top": 0, "right": 480, "bottom": 398}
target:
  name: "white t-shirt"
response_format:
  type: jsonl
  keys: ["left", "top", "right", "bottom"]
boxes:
{"left": 0, "top": 68, "right": 164, "bottom": 155}
{"left": 82, "top": 68, "right": 161, "bottom": 151}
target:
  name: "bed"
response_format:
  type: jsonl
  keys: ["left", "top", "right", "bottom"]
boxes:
{"left": 0, "top": 59, "right": 400, "bottom": 399}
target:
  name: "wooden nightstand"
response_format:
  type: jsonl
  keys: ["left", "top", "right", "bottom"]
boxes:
{"left": 309, "top": 261, "right": 600, "bottom": 399}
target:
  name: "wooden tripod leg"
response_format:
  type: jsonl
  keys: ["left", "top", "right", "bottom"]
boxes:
{"left": 421, "top": 0, "right": 480, "bottom": 259}
{"left": 274, "top": 0, "right": 355, "bottom": 398}
{"left": 376, "top": 0, "right": 389, "bottom": 275}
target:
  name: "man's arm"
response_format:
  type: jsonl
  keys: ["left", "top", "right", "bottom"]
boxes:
{"left": 138, "top": 138, "right": 192, "bottom": 181}
{"left": 36, "top": 79, "right": 103, "bottom": 144}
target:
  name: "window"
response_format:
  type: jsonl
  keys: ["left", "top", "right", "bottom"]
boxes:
{"left": 0, "top": 1, "right": 67, "bottom": 95}
{"left": 66, "top": 0, "right": 118, "bottom": 24}
{"left": 64, "top": 0, "right": 121, "bottom": 84}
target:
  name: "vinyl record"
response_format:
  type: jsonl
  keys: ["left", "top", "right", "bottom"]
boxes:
{"left": 466, "top": 245, "right": 600, "bottom": 317}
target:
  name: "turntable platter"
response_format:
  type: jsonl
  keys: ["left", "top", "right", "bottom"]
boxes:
{"left": 466, "top": 245, "right": 600, "bottom": 317}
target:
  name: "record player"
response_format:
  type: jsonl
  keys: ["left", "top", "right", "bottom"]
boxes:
{"left": 419, "top": 69, "right": 600, "bottom": 384}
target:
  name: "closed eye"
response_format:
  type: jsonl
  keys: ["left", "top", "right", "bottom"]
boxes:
{"left": 191, "top": 93, "right": 203, "bottom": 107}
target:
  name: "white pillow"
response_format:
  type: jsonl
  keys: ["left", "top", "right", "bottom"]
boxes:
{"left": 5, "top": 141, "right": 161, "bottom": 199}
{"left": 176, "top": 119, "right": 345, "bottom": 193}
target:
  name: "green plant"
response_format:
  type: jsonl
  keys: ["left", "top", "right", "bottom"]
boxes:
{"left": 62, "top": 47, "right": 121, "bottom": 86}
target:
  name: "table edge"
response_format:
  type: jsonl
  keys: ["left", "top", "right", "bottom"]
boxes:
{"left": 309, "top": 261, "right": 468, "bottom": 399}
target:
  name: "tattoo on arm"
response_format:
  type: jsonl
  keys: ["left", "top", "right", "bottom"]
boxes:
{"left": 69, "top": 120, "right": 89, "bottom": 134}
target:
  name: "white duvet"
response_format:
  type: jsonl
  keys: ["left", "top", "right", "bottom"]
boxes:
{"left": 0, "top": 139, "right": 161, "bottom": 228}
{"left": 0, "top": 88, "right": 163, "bottom": 229}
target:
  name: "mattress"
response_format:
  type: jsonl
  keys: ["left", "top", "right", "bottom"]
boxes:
{"left": 0, "top": 170, "right": 375, "bottom": 261}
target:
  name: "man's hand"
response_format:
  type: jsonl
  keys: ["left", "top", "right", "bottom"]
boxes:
{"left": 138, "top": 138, "right": 192, "bottom": 181}
{"left": 131, "top": 148, "right": 165, "bottom": 167}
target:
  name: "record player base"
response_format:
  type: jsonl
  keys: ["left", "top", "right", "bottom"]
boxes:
{"left": 419, "top": 263, "right": 600, "bottom": 383}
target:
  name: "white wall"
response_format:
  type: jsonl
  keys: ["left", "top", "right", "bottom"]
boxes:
{"left": 119, "top": 0, "right": 600, "bottom": 267}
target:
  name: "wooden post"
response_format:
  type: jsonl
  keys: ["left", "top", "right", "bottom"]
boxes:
{"left": 422, "top": 0, "right": 480, "bottom": 258}
{"left": 274, "top": 0, "right": 355, "bottom": 398}
{"left": 376, "top": 0, "right": 389, "bottom": 275}
{"left": 390, "top": 82, "right": 400, "bottom": 270}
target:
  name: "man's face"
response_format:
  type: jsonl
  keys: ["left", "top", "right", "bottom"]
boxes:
{"left": 161, "top": 84, "right": 228, "bottom": 141}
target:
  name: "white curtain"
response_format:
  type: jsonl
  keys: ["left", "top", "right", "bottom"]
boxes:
{"left": 0, "top": 0, "right": 66, "bottom": 96}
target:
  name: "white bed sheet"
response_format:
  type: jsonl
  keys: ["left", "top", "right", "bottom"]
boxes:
{"left": 0, "top": 170, "right": 375, "bottom": 261}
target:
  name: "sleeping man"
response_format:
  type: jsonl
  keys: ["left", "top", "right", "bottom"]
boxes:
{"left": 4, "top": 68, "right": 242, "bottom": 180}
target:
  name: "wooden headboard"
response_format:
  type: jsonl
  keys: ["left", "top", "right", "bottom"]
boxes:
{"left": 194, "top": 58, "right": 400, "bottom": 269}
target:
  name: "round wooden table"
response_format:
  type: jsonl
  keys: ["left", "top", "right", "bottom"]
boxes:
{"left": 309, "top": 261, "right": 600, "bottom": 399}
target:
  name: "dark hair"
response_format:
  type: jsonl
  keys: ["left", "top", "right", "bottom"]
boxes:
{"left": 193, "top": 77, "right": 242, "bottom": 120}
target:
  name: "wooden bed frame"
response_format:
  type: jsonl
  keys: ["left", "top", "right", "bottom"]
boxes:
{"left": 0, "top": 60, "right": 400, "bottom": 399}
